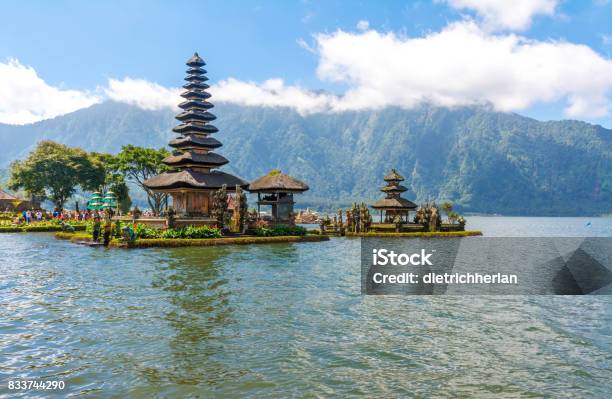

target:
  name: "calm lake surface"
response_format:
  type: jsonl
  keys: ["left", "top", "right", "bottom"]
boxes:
{"left": 1, "top": 217, "right": 611, "bottom": 398}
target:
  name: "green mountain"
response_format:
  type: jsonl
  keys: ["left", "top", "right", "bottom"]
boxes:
{"left": 1, "top": 101, "right": 610, "bottom": 215}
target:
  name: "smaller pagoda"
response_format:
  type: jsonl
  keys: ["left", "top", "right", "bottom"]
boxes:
{"left": 371, "top": 169, "right": 417, "bottom": 223}
{"left": 248, "top": 170, "right": 309, "bottom": 225}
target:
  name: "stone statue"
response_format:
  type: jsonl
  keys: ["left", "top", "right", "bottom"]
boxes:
{"left": 60, "top": 221, "right": 75, "bottom": 233}
{"left": 430, "top": 204, "right": 441, "bottom": 232}
{"left": 352, "top": 203, "right": 360, "bottom": 233}
{"left": 211, "top": 184, "right": 229, "bottom": 228}
{"left": 132, "top": 206, "right": 141, "bottom": 222}
{"left": 393, "top": 214, "right": 402, "bottom": 232}
{"left": 121, "top": 225, "right": 136, "bottom": 247}
{"left": 231, "top": 185, "right": 248, "bottom": 233}
{"left": 166, "top": 206, "right": 176, "bottom": 229}
{"left": 346, "top": 209, "right": 353, "bottom": 232}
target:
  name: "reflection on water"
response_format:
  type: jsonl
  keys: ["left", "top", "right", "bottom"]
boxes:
{"left": 0, "top": 217, "right": 611, "bottom": 398}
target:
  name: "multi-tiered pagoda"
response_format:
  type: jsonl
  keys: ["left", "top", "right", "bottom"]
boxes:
{"left": 371, "top": 169, "right": 417, "bottom": 223}
{"left": 144, "top": 53, "right": 247, "bottom": 218}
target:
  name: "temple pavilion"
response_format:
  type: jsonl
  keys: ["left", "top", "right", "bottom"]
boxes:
{"left": 248, "top": 170, "right": 309, "bottom": 225}
{"left": 371, "top": 169, "right": 417, "bottom": 223}
{"left": 144, "top": 53, "right": 247, "bottom": 219}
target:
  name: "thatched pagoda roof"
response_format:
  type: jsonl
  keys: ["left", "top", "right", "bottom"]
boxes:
{"left": 175, "top": 110, "right": 216, "bottom": 123}
{"left": 178, "top": 99, "right": 214, "bottom": 110}
{"left": 144, "top": 170, "right": 247, "bottom": 191}
{"left": 186, "top": 67, "right": 206, "bottom": 75}
{"left": 381, "top": 184, "right": 408, "bottom": 193}
{"left": 0, "top": 189, "right": 19, "bottom": 201}
{"left": 169, "top": 135, "right": 222, "bottom": 149}
{"left": 172, "top": 122, "right": 219, "bottom": 135}
{"left": 384, "top": 169, "right": 404, "bottom": 181}
{"left": 180, "top": 90, "right": 212, "bottom": 100}
{"left": 182, "top": 82, "right": 210, "bottom": 91}
{"left": 248, "top": 170, "right": 309, "bottom": 193}
{"left": 162, "top": 152, "right": 229, "bottom": 168}
{"left": 372, "top": 197, "right": 417, "bottom": 210}
{"left": 186, "top": 52, "right": 206, "bottom": 67}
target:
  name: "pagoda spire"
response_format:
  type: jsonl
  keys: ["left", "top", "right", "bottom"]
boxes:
{"left": 371, "top": 168, "right": 417, "bottom": 223}
{"left": 381, "top": 168, "right": 408, "bottom": 199}
{"left": 165, "top": 52, "right": 227, "bottom": 171}
{"left": 143, "top": 52, "right": 247, "bottom": 217}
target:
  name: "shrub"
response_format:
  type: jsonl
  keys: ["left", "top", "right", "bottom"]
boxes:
{"left": 0, "top": 224, "right": 86, "bottom": 233}
{"left": 133, "top": 223, "right": 162, "bottom": 239}
{"left": 161, "top": 226, "right": 222, "bottom": 239}
{"left": 254, "top": 224, "right": 307, "bottom": 237}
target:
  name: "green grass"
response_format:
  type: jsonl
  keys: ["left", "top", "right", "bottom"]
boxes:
{"left": 110, "top": 234, "right": 329, "bottom": 248}
{"left": 54, "top": 232, "right": 93, "bottom": 241}
{"left": 1, "top": 225, "right": 86, "bottom": 233}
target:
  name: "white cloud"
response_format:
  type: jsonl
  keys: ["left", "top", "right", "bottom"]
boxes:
{"left": 105, "top": 77, "right": 181, "bottom": 110}
{"left": 4, "top": 13, "right": 612, "bottom": 123}
{"left": 207, "top": 21, "right": 612, "bottom": 118}
{"left": 0, "top": 59, "right": 101, "bottom": 125}
{"left": 296, "top": 37, "right": 317, "bottom": 54}
{"left": 444, "top": 0, "right": 558, "bottom": 31}
{"left": 356, "top": 20, "right": 370, "bottom": 31}
{"left": 212, "top": 78, "right": 336, "bottom": 114}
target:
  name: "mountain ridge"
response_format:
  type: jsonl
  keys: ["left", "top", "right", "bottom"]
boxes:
{"left": 1, "top": 101, "right": 610, "bottom": 215}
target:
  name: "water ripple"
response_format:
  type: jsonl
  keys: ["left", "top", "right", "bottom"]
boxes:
{"left": 0, "top": 224, "right": 611, "bottom": 398}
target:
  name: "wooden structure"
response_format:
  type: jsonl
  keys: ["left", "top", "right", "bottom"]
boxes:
{"left": 0, "top": 189, "right": 38, "bottom": 212}
{"left": 144, "top": 53, "right": 247, "bottom": 221}
{"left": 248, "top": 170, "right": 309, "bottom": 225}
{"left": 371, "top": 169, "right": 417, "bottom": 223}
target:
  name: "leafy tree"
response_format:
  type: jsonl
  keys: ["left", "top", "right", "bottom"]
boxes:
{"left": 114, "top": 145, "right": 170, "bottom": 215}
{"left": 441, "top": 201, "right": 453, "bottom": 220}
{"left": 9, "top": 141, "right": 104, "bottom": 210}
{"left": 90, "top": 152, "right": 132, "bottom": 213}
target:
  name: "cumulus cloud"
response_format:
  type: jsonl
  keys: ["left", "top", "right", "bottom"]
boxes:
{"left": 212, "top": 78, "right": 337, "bottom": 114}
{"left": 4, "top": 10, "right": 612, "bottom": 123}
{"left": 0, "top": 59, "right": 101, "bottom": 125}
{"left": 207, "top": 21, "right": 612, "bottom": 118}
{"left": 312, "top": 21, "right": 612, "bottom": 117}
{"left": 356, "top": 20, "right": 370, "bottom": 31}
{"left": 444, "top": 0, "right": 559, "bottom": 31}
{"left": 105, "top": 77, "right": 181, "bottom": 110}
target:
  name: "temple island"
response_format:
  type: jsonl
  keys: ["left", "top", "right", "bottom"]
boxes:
{"left": 318, "top": 169, "right": 480, "bottom": 237}
{"left": 372, "top": 169, "right": 417, "bottom": 223}
{"left": 85, "top": 52, "right": 329, "bottom": 247}
{"left": 45, "top": 52, "right": 480, "bottom": 245}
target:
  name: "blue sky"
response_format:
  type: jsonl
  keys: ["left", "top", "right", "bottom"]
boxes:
{"left": 1, "top": 0, "right": 611, "bottom": 126}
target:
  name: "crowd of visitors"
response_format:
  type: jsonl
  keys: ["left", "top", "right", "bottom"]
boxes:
{"left": 8, "top": 209, "right": 112, "bottom": 224}
{"left": 3, "top": 205, "right": 157, "bottom": 226}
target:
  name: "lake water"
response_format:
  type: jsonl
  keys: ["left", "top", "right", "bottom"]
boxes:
{"left": 1, "top": 217, "right": 611, "bottom": 398}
